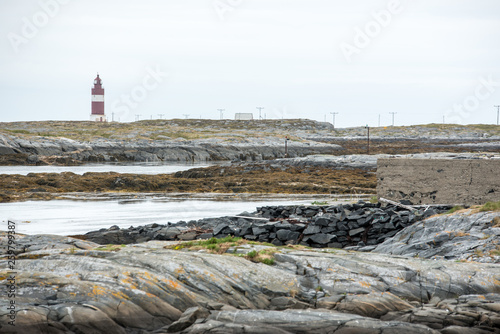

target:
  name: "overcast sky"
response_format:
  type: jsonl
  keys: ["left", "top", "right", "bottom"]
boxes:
{"left": 1, "top": 0, "right": 500, "bottom": 127}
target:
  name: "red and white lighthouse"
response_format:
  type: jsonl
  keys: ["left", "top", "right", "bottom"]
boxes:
{"left": 91, "top": 74, "right": 106, "bottom": 122}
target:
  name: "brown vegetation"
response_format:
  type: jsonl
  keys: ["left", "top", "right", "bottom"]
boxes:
{"left": 318, "top": 139, "right": 500, "bottom": 155}
{"left": 0, "top": 165, "right": 376, "bottom": 202}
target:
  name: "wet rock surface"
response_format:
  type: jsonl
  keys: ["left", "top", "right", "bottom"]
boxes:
{"left": 1, "top": 228, "right": 499, "bottom": 333}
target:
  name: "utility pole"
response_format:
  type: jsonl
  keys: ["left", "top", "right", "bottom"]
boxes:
{"left": 182, "top": 114, "right": 190, "bottom": 119}
{"left": 378, "top": 114, "right": 381, "bottom": 127}
{"left": 389, "top": 112, "right": 397, "bottom": 126}
{"left": 365, "top": 125, "right": 370, "bottom": 154}
{"left": 330, "top": 112, "right": 339, "bottom": 128}
{"left": 257, "top": 107, "right": 264, "bottom": 120}
{"left": 495, "top": 106, "right": 500, "bottom": 125}
{"left": 284, "top": 136, "right": 290, "bottom": 158}
{"left": 443, "top": 115, "right": 445, "bottom": 124}
{"left": 112, "top": 112, "right": 115, "bottom": 122}
{"left": 135, "top": 114, "right": 141, "bottom": 122}
{"left": 158, "top": 114, "right": 165, "bottom": 119}
{"left": 218, "top": 109, "right": 225, "bottom": 120}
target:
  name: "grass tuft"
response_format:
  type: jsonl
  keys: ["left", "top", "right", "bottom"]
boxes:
{"left": 446, "top": 206, "right": 465, "bottom": 214}
{"left": 480, "top": 201, "right": 500, "bottom": 212}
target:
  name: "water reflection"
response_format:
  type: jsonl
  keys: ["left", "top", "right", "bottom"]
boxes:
{"left": 0, "top": 197, "right": 323, "bottom": 236}
{"left": 0, "top": 161, "right": 215, "bottom": 175}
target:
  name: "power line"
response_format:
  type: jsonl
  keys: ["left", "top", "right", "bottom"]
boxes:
{"left": 182, "top": 114, "right": 190, "bottom": 119}
{"left": 495, "top": 105, "right": 500, "bottom": 126}
{"left": 257, "top": 107, "right": 264, "bottom": 120}
{"left": 330, "top": 112, "right": 339, "bottom": 128}
{"left": 389, "top": 112, "right": 397, "bottom": 126}
{"left": 218, "top": 109, "right": 225, "bottom": 120}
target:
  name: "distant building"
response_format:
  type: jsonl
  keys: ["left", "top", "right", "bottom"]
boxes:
{"left": 235, "top": 113, "right": 253, "bottom": 121}
{"left": 91, "top": 74, "right": 106, "bottom": 122}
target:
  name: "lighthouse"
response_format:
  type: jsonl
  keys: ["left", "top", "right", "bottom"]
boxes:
{"left": 91, "top": 74, "right": 106, "bottom": 122}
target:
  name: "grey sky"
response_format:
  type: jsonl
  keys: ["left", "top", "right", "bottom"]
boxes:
{"left": 1, "top": 0, "right": 500, "bottom": 127}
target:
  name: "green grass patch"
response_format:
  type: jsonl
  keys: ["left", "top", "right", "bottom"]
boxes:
{"left": 94, "top": 244, "right": 126, "bottom": 252}
{"left": 166, "top": 236, "right": 278, "bottom": 265}
{"left": 480, "top": 201, "right": 500, "bottom": 212}
{"left": 446, "top": 205, "right": 465, "bottom": 214}
{"left": 260, "top": 258, "right": 275, "bottom": 265}
{"left": 246, "top": 250, "right": 258, "bottom": 259}
{"left": 311, "top": 201, "right": 328, "bottom": 206}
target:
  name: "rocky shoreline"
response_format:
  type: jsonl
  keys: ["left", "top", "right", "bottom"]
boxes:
{"left": 1, "top": 204, "right": 499, "bottom": 333}
{"left": 1, "top": 120, "right": 500, "bottom": 166}
{"left": 80, "top": 201, "right": 449, "bottom": 250}
{"left": 0, "top": 132, "right": 341, "bottom": 165}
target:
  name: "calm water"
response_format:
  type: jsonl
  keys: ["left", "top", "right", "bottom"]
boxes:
{"left": 0, "top": 162, "right": 212, "bottom": 175}
{"left": 0, "top": 162, "right": 359, "bottom": 236}
{"left": 0, "top": 197, "right": 316, "bottom": 236}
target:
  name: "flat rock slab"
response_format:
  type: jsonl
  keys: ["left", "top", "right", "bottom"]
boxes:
{"left": 0, "top": 233, "right": 499, "bottom": 333}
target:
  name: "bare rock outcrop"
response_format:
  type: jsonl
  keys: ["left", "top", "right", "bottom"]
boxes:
{"left": 1, "top": 230, "right": 499, "bottom": 333}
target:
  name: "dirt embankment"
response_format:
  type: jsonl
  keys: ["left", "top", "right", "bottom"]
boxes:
{"left": 0, "top": 165, "right": 376, "bottom": 203}
{"left": 314, "top": 138, "right": 500, "bottom": 155}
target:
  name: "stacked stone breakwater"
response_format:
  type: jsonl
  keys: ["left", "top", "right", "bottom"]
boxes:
{"left": 83, "top": 201, "right": 452, "bottom": 250}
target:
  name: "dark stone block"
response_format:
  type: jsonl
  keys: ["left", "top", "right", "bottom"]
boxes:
{"left": 303, "top": 225, "right": 321, "bottom": 235}
{"left": 239, "top": 226, "right": 252, "bottom": 236}
{"left": 347, "top": 221, "right": 359, "bottom": 229}
{"left": 274, "top": 222, "right": 293, "bottom": 230}
{"left": 290, "top": 224, "right": 306, "bottom": 232}
{"left": 349, "top": 227, "right": 365, "bottom": 237}
{"left": 327, "top": 242, "right": 343, "bottom": 249}
{"left": 252, "top": 226, "right": 268, "bottom": 235}
{"left": 321, "top": 226, "right": 336, "bottom": 234}
{"left": 384, "top": 222, "right": 395, "bottom": 230}
{"left": 309, "top": 233, "right": 336, "bottom": 245}
{"left": 197, "top": 233, "right": 214, "bottom": 240}
{"left": 178, "top": 232, "right": 197, "bottom": 241}
{"left": 276, "top": 229, "right": 290, "bottom": 241}
{"left": 271, "top": 238, "right": 283, "bottom": 246}
{"left": 213, "top": 223, "right": 230, "bottom": 236}
{"left": 287, "top": 231, "right": 301, "bottom": 242}
{"left": 263, "top": 224, "right": 275, "bottom": 231}
{"left": 314, "top": 217, "right": 330, "bottom": 226}
{"left": 336, "top": 222, "right": 349, "bottom": 231}
{"left": 258, "top": 234, "right": 270, "bottom": 242}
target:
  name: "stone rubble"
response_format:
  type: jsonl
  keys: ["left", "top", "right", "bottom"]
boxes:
{"left": 83, "top": 201, "right": 453, "bottom": 252}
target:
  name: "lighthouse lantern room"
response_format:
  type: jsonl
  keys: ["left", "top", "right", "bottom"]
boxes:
{"left": 91, "top": 74, "right": 106, "bottom": 122}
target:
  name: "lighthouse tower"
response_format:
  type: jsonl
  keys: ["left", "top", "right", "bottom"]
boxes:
{"left": 90, "top": 74, "right": 106, "bottom": 122}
